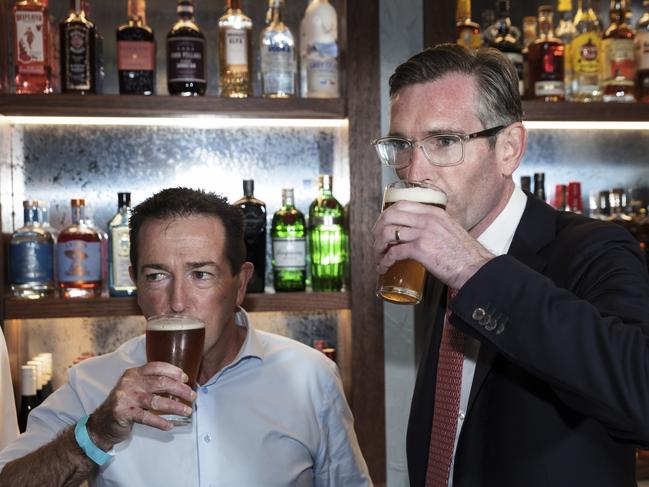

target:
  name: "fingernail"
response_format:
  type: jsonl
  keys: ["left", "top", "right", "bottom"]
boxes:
{"left": 182, "top": 373, "right": 189, "bottom": 382}
{"left": 191, "top": 391, "right": 197, "bottom": 400}
{"left": 185, "top": 407, "right": 192, "bottom": 416}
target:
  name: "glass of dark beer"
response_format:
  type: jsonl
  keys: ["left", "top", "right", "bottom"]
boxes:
{"left": 376, "top": 180, "right": 447, "bottom": 305}
{"left": 145, "top": 314, "right": 206, "bottom": 425}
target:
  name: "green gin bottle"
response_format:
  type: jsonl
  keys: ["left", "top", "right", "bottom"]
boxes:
{"left": 271, "top": 188, "right": 306, "bottom": 291}
{"left": 308, "top": 175, "right": 346, "bottom": 291}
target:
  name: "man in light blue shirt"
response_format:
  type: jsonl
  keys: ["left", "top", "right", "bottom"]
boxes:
{"left": 0, "top": 187, "right": 371, "bottom": 487}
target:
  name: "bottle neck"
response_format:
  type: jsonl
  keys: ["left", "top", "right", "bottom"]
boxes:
{"left": 71, "top": 204, "right": 85, "bottom": 225}
{"left": 23, "top": 207, "right": 37, "bottom": 226}
{"left": 128, "top": 0, "right": 146, "bottom": 24}
{"left": 455, "top": 0, "right": 472, "bottom": 23}
{"left": 609, "top": 0, "right": 626, "bottom": 23}
{"left": 282, "top": 191, "right": 295, "bottom": 208}
{"left": 269, "top": 2, "right": 284, "bottom": 24}
{"left": 539, "top": 16, "right": 554, "bottom": 36}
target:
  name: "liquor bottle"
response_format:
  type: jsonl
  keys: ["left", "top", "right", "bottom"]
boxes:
{"left": 60, "top": 0, "right": 96, "bottom": 94}
{"left": 556, "top": 0, "right": 576, "bottom": 99}
{"left": 271, "top": 188, "right": 306, "bottom": 291}
{"left": 57, "top": 199, "right": 102, "bottom": 298}
{"left": 300, "top": 0, "right": 340, "bottom": 97}
{"left": 608, "top": 187, "right": 637, "bottom": 236}
{"left": 596, "top": 189, "right": 612, "bottom": 218}
{"left": 571, "top": 0, "right": 603, "bottom": 101}
{"left": 260, "top": 0, "right": 297, "bottom": 97}
{"left": 234, "top": 180, "right": 267, "bottom": 293}
{"left": 9, "top": 200, "right": 55, "bottom": 299}
{"left": 520, "top": 175, "right": 532, "bottom": 192}
{"left": 18, "top": 365, "right": 38, "bottom": 432}
{"left": 108, "top": 192, "right": 136, "bottom": 297}
{"left": 522, "top": 16, "right": 538, "bottom": 98}
{"left": 601, "top": 0, "right": 636, "bottom": 102}
{"left": 37, "top": 352, "right": 53, "bottom": 398}
{"left": 167, "top": 0, "right": 205, "bottom": 96}
{"left": 116, "top": 0, "right": 155, "bottom": 95}
{"left": 218, "top": 0, "right": 252, "bottom": 98}
{"left": 48, "top": 7, "right": 60, "bottom": 93}
{"left": 455, "top": 0, "right": 482, "bottom": 50}
{"left": 26, "top": 359, "right": 44, "bottom": 404}
{"left": 566, "top": 181, "right": 584, "bottom": 213}
{"left": 488, "top": 0, "right": 524, "bottom": 94}
{"left": 533, "top": 172, "right": 546, "bottom": 201}
{"left": 12, "top": 0, "right": 52, "bottom": 94}
{"left": 308, "top": 175, "right": 346, "bottom": 292}
{"left": 553, "top": 183, "right": 568, "bottom": 210}
{"left": 636, "top": 0, "right": 649, "bottom": 101}
{"left": 528, "top": 5, "right": 566, "bottom": 101}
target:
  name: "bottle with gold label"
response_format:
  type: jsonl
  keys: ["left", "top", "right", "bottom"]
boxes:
{"left": 601, "top": 0, "right": 636, "bottom": 102}
{"left": 635, "top": 0, "right": 649, "bottom": 102}
{"left": 555, "top": 0, "right": 576, "bottom": 99}
{"left": 455, "top": 0, "right": 481, "bottom": 50}
{"left": 218, "top": 0, "right": 252, "bottom": 97}
{"left": 571, "top": 0, "right": 602, "bottom": 100}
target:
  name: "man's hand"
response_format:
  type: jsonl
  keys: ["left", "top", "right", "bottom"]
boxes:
{"left": 87, "top": 362, "right": 196, "bottom": 451}
{"left": 372, "top": 200, "right": 494, "bottom": 290}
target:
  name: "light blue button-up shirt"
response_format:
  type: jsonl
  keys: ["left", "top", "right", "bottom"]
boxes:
{"left": 0, "top": 310, "right": 372, "bottom": 487}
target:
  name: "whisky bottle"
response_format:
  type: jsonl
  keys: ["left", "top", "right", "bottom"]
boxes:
{"left": 533, "top": 173, "right": 546, "bottom": 201}
{"left": 9, "top": 200, "right": 54, "bottom": 299}
{"left": 636, "top": 0, "right": 649, "bottom": 102}
{"left": 489, "top": 0, "right": 523, "bottom": 94}
{"left": 272, "top": 188, "right": 306, "bottom": 291}
{"left": 167, "top": 0, "right": 206, "bottom": 96}
{"left": 601, "top": 0, "right": 636, "bottom": 102}
{"left": 455, "top": 0, "right": 482, "bottom": 50}
{"left": 308, "top": 175, "right": 346, "bottom": 292}
{"left": 528, "top": 5, "right": 565, "bottom": 101}
{"left": 57, "top": 199, "right": 102, "bottom": 298}
{"left": 571, "top": 0, "right": 602, "bottom": 101}
{"left": 117, "top": 0, "right": 155, "bottom": 95}
{"left": 60, "top": 0, "right": 96, "bottom": 94}
{"left": 108, "top": 192, "right": 136, "bottom": 297}
{"left": 260, "top": 0, "right": 297, "bottom": 97}
{"left": 234, "top": 180, "right": 267, "bottom": 293}
{"left": 218, "top": 0, "right": 252, "bottom": 97}
{"left": 556, "top": 0, "right": 576, "bottom": 99}
{"left": 18, "top": 365, "right": 38, "bottom": 432}
{"left": 300, "top": 0, "right": 340, "bottom": 98}
{"left": 12, "top": 0, "right": 52, "bottom": 94}
{"left": 520, "top": 175, "right": 532, "bottom": 192}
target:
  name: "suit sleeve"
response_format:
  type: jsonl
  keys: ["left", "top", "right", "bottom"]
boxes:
{"left": 451, "top": 223, "right": 649, "bottom": 446}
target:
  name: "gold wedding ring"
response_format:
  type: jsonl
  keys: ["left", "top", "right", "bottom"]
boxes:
{"left": 394, "top": 227, "right": 401, "bottom": 243}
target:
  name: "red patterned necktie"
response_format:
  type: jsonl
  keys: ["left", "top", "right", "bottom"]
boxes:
{"left": 425, "top": 288, "right": 465, "bottom": 487}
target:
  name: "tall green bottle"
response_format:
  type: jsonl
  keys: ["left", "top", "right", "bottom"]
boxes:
{"left": 271, "top": 188, "right": 306, "bottom": 291}
{"left": 308, "top": 175, "right": 346, "bottom": 291}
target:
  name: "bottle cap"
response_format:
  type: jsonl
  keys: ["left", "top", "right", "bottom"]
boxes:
{"left": 318, "top": 175, "right": 333, "bottom": 191}
{"left": 22, "top": 200, "right": 39, "bottom": 208}
{"left": 70, "top": 198, "right": 86, "bottom": 207}
{"left": 243, "top": 180, "right": 255, "bottom": 197}
{"left": 21, "top": 366, "right": 38, "bottom": 397}
{"left": 118, "top": 192, "right": 131, "bottom": 207}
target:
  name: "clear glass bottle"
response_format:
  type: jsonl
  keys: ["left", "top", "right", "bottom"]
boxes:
{"left": 57, "top": 198, "right": 102, "bottom": 298}
{"left": 9, "top": 200, "right": 55, "bottom": 299}
{"left": 601, "top": 0, "right": 636, "bottom": 102}
{"left": 571, "top": 0, "right": 603, "bottom": 101}
{"left": 635, "top": 0, "right": 649, "bottom": 102}
{"left": 167, "top": 0, "right": 206, "bottom": 96}
{"left": 300, "top": 0, "right": 340, "bottom": 98}
{"left": 556, "top": 0, "right": 576, "bottom": 99}
{"left": 12, "top": 0, "right": 52, "bottom": 94}
{"left": 271, "top": 188, "right": 306, "bottom": 291}
{"left": 108, "top": 192, "right": 136, "bottom": 297}
{"left": 116, "top": 0, "right": 155, "bottom": 95}
{"left": 219, "top": 0, "right": 252, "bottom": 97}
{"left": 489, "top": 0, "right": 524, "bottom": 94}
{"left": 528, "top": 5, "right": 566, "bottom": 101}
{"left": 455, "top": 0, "right": 482, "bottom": 50}
{"left": 308, "top": 175, "right": 346, "bottom": 292}
{"left": 260, "top": 0, "right": 297, "bottom": 98}
{"left": 234, "top": 180, "right": 267, "bottom": 293}
{"left": 18, "top": 365, "right": 38, "bottom": 433}
{"left": 60, "top": 0, "right": 96, "bottom": 94}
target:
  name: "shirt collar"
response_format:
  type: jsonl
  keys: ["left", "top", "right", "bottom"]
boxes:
{"left": 231, "top": 307, "right": 265, "bottom": 363}
{"left": 477, "top": 186, "right": 528, "bottom": 256}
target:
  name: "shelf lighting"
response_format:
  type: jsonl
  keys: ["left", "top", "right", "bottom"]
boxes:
{"left": 6, "top": 116, "right": 348, "bottom": 129}
{"left": 523, "top": 121, "right": 649, "bottom": 130}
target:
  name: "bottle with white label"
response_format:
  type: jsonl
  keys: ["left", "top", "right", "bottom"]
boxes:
{"left": 108, "top": 192, "right": 136, "bottom": 297}
{"left": 167, "top": 0, "right": 206, "bottom": 96}
{"left": 260, "top": 0, "right": 296, "bottom": 97}
{"left": 18, "top": 365, "right": 38, "bottom": 432}
{"left": 300, "top": 0, "right": 339, "bottom": 98}
{"left": 272, "top": 188, "right": 306, "bottom": 291}
{"left": 218, "top": 0, "right": 252, "bottom": 97}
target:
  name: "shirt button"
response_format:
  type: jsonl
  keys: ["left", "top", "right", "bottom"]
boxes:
{"left": 204, "top": 433, "right": 211, "bottom": 443}
{"left": 459, "top": 411, "right": 466, "bottom": 421}
{"left": 201, "top": 386, "right": 208, "bottom": 394}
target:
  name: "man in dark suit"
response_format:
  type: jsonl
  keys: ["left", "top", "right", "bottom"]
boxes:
{"left": 372, "top": 44, "right": 649, "bottom": 486}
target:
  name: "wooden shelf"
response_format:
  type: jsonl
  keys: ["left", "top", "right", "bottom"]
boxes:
{"left": 3, "top": 292, "right": 351, "bottom": 319}
{"left": 0, "top": 94, "right": 346, "bottom": 119}
{"left": 523, "top": 100, "right": 649, "bottom": 122}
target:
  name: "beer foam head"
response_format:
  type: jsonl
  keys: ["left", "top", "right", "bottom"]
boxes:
{"left": 385, "top": 186, "right": 447, "bottom": 205}
{"left": 146, "top": 315, "right": 205, "bottom": 331}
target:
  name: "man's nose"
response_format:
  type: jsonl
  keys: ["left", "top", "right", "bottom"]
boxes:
{"left": 403, "top": 145, "right": 434, "bottom": 181}
{"left": 169, "top": 278, "right": 188, "bottom": 313}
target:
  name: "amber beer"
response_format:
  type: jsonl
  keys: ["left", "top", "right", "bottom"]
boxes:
{"left": 145, "top": 314, "right": 205, "bottom": 425}
{"left": 377, "top": 181, "right": 447, "bottom": 305}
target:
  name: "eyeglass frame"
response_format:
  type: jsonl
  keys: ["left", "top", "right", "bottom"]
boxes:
{"left": 371, "top": 125, "right": 507, "bottom": 168}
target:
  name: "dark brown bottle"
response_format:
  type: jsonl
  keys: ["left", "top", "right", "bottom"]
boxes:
{"left": 167, "top": 0, "right": 206, "bottom": 96}
{"left": 533, "top": 172, "right": 546, "bottom": 201}
{"left": 234, "top": 180, "right": 267, "bottom": 293}
{"left": 60, "top": 0, "right": 95, "bottom": 94}
{"left": 116, "top": 0, "right": 155, "bottom": 95}
{"left": 18, "top": 365, "right": 39, "bottom": 432}
{"left": 528, "top": 5, "right": 565, "bottom": 101}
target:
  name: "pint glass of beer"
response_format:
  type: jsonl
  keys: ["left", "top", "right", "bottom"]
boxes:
{"left": 145, "top": 314, "right": 206, "bottom": 425}
{"left": 376, "top": 180, "right": 447, "bottom": 305}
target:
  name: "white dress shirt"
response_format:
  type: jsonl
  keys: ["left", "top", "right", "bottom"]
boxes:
{"left": 0, "top": 310, "right": 371, "bottom": 487}
{"left": 0, "top": 329, "right": 18, "bottom": 450}
{"left": 448, "top": 187, "right": 528, "bottom": 485}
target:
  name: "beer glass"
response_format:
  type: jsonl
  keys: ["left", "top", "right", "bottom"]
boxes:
{"left": 145, "top": 314, "right": 206, "bottom": 425}
{"left": 376, "top": 180, "right": 447, "bottom": 305}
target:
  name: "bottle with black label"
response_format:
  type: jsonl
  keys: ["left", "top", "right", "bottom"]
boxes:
{"left": 167, "top": 0, "right": 206, "bottom": 96}
{"left": 234, "top": 180, "right": 267, "bottom": 293}
{"left": 60, "top": 0, "right": 95, "bottom": 94}
{"left": 18, "top": 365, "right": 39, "bottom": 432}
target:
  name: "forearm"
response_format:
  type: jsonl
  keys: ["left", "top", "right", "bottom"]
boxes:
{"left": 0, "top": 426, "right": 97, "bottom": 487}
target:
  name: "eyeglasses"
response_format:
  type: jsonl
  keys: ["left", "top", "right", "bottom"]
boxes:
{"left": 371, "top": 125, "right": 506, "bottom": 168}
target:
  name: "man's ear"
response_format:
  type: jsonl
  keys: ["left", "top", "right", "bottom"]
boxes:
{"left": 235, "top": 262, "right": 254, "bottom": 307}
{"left": 129, "top": 265, "right": 136, "bottom": 285}
{"left": 496, "top": 122, "right": 527, "bottom": 177}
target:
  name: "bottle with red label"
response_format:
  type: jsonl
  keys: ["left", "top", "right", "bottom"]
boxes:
{"left": 527, "top": 5, "right": 565, "bottom": 101}
{"left": 12, "top": 0, "right": 52, "bottom": 94}
{"left": 60, "top": 0, "right": 96, "bottom": 94}
{"left": 116, "top": 0, "right": 155, "bottom": 95}
{"left": 601, "top": 0, "right": 636, "bottom": 102}
{"left": 635, "top": 0, "right": 649, "bottom": 102}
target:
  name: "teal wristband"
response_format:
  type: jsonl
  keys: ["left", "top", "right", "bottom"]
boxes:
{"left": 74, "top": 415, "right": 113, "bottom": 466}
